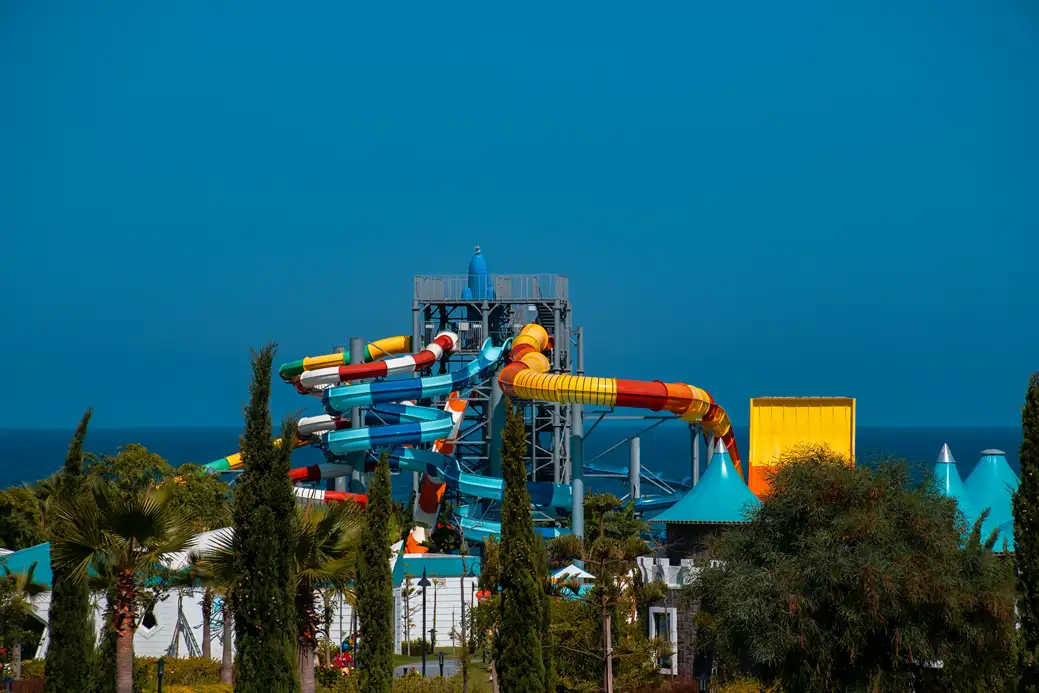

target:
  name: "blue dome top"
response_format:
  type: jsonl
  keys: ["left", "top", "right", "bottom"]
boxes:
{"left": 931, "top": 444, "right": 981, "bottom": 525}
{"left": 964, "top": 449, "right": 1018, "bottom": 539}
{"left": 650, "top": 440, "right": 760, "bottom": 524}
{"left": 468, "top": 245, "right": 489, "bottom": 276}
{"left": 466, "top": 245, "right": 492, "bottom": 299}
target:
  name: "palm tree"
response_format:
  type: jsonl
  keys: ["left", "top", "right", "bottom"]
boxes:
{"left": 50, "top": 479, "right": 193, "bottom": 693}
{"left": 185, "top": 529, "right": 236, "bottom": 685}
{"left": 200, "top": 500, "right": 362, "bottom": 693}
{"left": 293, "top": 501, "right": 362, "bottom": 693}
{"left": 1, "top": 560, "right": 49, "bottom": 679}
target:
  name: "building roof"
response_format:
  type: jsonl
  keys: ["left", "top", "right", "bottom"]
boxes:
{"left": 964, "top": 449, "right": 1018, "bottom": 539}
{"left": 0, "top": 542, "right": 53, "bottom": 588}
{"left": 931, "top": 444, "right": 981, "bottom": 524}
{"left": 551, "top": 563, "right": 594, "bottom": 582}
{"left": 392, "top": 553, "right": 481, "bottom": 585}
{"left": 650, "top": 440, "right": 761, "bottom": 524}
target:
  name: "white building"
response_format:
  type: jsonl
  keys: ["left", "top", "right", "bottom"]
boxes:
{"left": 2, "top": 537, "right": 482, "bottom": 661}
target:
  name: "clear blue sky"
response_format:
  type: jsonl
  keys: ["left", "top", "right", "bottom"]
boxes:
{"left": 1, "top": 1, "right": 1035, "bottom": 429}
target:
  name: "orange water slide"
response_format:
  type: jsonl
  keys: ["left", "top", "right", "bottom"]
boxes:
{"left": 498, "top": 323, "right": 743, "bottom": 477}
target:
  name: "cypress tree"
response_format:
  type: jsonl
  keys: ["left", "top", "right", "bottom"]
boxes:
{"left": 1016, "top": 372, "right": 1039, "bottom": 692}
{"left": 46, "top": 409, "right": 94, "bottom": 693}
{"left": 232, "top": 344, "right": 299, "bottom": 693}
{"left": 357, "top": 452, "right": 394, "bottom": 692}
{"left": 494, "top": 400, "right": 546, "bottom": 692}
{"left": 535, "top": 535, "right": 556, "bottom": 693}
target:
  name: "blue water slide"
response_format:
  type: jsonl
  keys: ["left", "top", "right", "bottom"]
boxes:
{"left": 386, "top": 447, "right": 572, "bottom": 510}
{"left": 455, "top": 505, "right": 571, "bottom": 543}
{"left": 315, "top": 339, "right": 506, "bottom": 457}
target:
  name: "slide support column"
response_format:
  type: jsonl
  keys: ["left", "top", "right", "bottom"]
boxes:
{"left": 552, "top": 302, "right": 562, "bottom": 484}
{"left": 571, "top": 326, "right": 585, "bottom": 542}
{"left": 346, "top": 337, "right": 365, "bottom": 492}
{"left": 691, "top": 423, "right": 701, "bottom": 486}
{"left": 412, "top": 303, "right": 423, "bottom": 497}
{"left": 629, "top": 436, "right": 641, "bottom": 500}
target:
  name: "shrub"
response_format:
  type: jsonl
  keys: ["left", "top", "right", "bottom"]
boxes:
{"left": 134, "top": 657, "right": 222, "bottom": 686}
{"left": 19, "top": 660, "right": 45, "bottom": 680}
{"left": 165, "top": 686, "right": 233, "bottom": 693}
{"left": 714, "top": 676, "right": 783, "bottom": 693}
{"left": 316, "top": 673, "right": 360, "bottom": 693}
{"left": 403, "top": 639, "right": 433, "bottom": 654}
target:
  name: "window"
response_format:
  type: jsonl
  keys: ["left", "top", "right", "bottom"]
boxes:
{"left": 648, "top": 606, "right": 678, "bottom": 675}
{"left": 140, "top": 608, "right": 158, "bottom": 632}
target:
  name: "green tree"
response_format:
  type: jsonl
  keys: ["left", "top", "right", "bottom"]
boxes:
{"left": 85, "top": 443, "right": 173, "bottom": 497}
{"left": 51, "top": 479, "right": 193, "bottom": 693}
{"left": 1017, "top": 371, "right": 1039, "bottom": 692}
{"left": 548, "top": 494, "right": 666, "bottom": 693}
{"left": 494, "top": 399, "right": 545, "bottom": 693}
{"left": 1, "top": 561, "right": 48, "bottom": 679}
{"left": 293, "top": 501, "right": 362, "bottom": 693}
{"left": 45, "top": 409, "right": 95, "bottom": 693}
{"left": 471, "top": 535, "right": 501, "bottom": 661}
{"left": 689, "top": 450, "right": 1016, "bottom": 693}
{"left": 0, "top": 487, "right": 46, "bottom": 550}
{"left": 199, "top": 499, "right": 362, "bottom": 693}
{"left": 231, "top": 343, "right": 299, "bottom": 693}
{"left": 421, "top": 501, "right": 462, "bottom": 554}
{"left": 167, "top": 464, "right": 232, "bottom": 659}
{"left": 357, "top": 452, "right": 394, "bottom": 692}
{"left": 185, "top": 532, "right": 237, "bottom": 684}
{"left": 534, "top": 536, "right": 556, "bottom": 693}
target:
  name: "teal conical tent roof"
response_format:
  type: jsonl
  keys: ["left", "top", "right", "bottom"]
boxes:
{"left": 931, "top": 444, "right": 980, "bottom": 524}
{"left": 651, "top": 440, "right": 761, "bottom": 524}
{"left": 964, "top": 449, "right": 1018, "bottom": 539}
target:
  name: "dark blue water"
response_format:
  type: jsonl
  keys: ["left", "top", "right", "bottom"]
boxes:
{"left": 0, "top": 425, "right": 1022, "bottom": 503}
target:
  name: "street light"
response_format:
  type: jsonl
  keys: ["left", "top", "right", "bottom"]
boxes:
{"left": 418, "top": 568, "right": 431, "bottom": 677}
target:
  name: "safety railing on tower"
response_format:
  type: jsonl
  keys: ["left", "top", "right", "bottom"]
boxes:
{"left": 414, "top": 274, "right": 569, "bottom": 303}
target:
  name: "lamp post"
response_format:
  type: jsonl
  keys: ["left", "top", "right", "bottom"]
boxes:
{"left": 418, "top": 568, "right": 431, "bottom": 677}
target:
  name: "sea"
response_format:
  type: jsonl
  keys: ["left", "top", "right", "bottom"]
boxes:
{"left": 0, "top": 424, "right": 1023, "bottom": 504}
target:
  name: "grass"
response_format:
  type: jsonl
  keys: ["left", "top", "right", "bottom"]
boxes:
{"left": 393, "top": 645, "right": 467, "bottom": 667}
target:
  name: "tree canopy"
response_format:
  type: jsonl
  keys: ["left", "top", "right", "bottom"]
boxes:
{"left": 0, "top": 487, "right": 46, "bottom": 550}
{"left": 1016, "top": 371, "right": 1039, "bottom": 691}
{"left": 357, "top": 452, "right": 394, "bottom": 693}
{"left": 231, "top": 343, "right": 299, "bottom": 693}
{"left": 688, "top": 448, "right": 1016, "bottom": 693}
{"left": 494, "top": 399, "right": 546, "bottom": 693}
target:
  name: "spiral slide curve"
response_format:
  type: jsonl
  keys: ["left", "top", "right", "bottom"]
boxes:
{"left": 500, "top": 323, "right": 744, "bottom": 477}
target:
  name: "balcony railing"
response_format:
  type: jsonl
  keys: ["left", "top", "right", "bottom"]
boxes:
{"left": 414, "top": 274, "right": 568, "bottom": 303}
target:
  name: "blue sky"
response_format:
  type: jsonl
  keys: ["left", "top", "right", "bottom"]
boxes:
{"left": 1, "top": 1, "right": 1035, "bottom": 429}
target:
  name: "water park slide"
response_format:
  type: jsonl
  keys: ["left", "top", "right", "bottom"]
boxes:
{"left": 455, "top": 505, "right": 571, "bottom": 544}
{"left": 499, "top": 323, "right": 744, "bottom": 477}
{"left": 278, "top": 335, "right": 413, "bottom": 383}
{"left": 387, "top": 447, "right": 573, "bottom": 510}
{"left": 294, "top": 332, "right": 458, "bottom": 394}
{"left": 204, "top": 333, "right": 460, "bottom": 501}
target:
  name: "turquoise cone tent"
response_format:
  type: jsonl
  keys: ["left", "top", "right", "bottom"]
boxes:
{"left": 963, "top": 448, "right": 1017, "bottom": 543}
{"left": 651, "top": 439, "right": 761, "bottom": 524}
{"left": 931, "top": 444, "right": 981, "bottom": 526}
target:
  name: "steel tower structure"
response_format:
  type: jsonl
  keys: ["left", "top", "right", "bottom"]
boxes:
{"left": 411, "top": 247, "right": 574, "bottom": 489}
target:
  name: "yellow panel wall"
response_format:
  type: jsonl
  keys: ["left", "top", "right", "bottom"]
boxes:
{"left": 748, "top": 397, "right": 856, "bottom": 496}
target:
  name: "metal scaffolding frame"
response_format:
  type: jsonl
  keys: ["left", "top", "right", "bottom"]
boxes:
{"left": 412, "top": 274, "right": 572, "bottom": 486}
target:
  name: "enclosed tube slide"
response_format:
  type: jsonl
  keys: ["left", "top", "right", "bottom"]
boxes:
{"left": 295, "top": 332, "right": 459, "bottom": 394}
{"left": 278, "top": 335, "right": 412, "bottom": 382}
{"left": 386, "top": 447, "right": 572, "bottom": 510}
{"left": 499, "top": 323, "right": 743, "bottom": 477}
{"left": 205, "top": 333, "right": 461, "bottom": 506}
